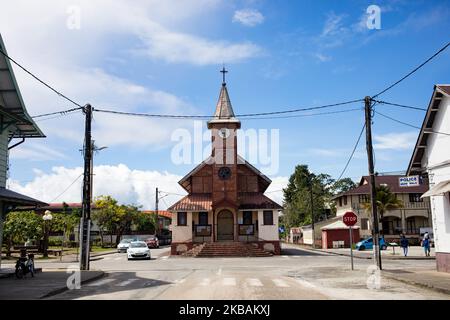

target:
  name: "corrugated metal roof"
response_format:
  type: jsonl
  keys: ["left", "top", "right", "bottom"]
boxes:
{"left": 168, "top": 194, "right": 213, "bottom": 211}
{"left": 333, "top": 175, "right": 428, "bottom": 199}
{"left": 0, "top": 187, "right": 48, "bottom": 206}
{"left": 0, "top": 34, "right": 44, "bottom": 138}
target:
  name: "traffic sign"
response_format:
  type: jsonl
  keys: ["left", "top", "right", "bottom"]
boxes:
{"left": 343, "top": 211, "right": 357, "bottom": 227}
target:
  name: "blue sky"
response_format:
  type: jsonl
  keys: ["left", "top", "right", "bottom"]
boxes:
{"left": 1, "top": 0, "right": 449, "bottom": 208}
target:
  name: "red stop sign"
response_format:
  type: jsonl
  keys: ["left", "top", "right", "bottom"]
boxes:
{"left": 343, "top": 211, "right": 358, "bottom": 227}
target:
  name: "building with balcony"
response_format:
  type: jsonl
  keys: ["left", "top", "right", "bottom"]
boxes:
{"left": 332, "top": 175, "right": 431, "bottom": 243}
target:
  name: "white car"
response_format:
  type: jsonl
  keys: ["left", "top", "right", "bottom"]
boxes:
{"left": 127, "top": 241, "right": 151, "bottom": 260}
{"left": 117, "top": 239, "right": 133, "bottom": 253}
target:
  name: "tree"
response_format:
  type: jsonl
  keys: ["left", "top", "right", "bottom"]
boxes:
{"left": 93, "top": 195, "right": 119, "bottom": 247}
{"left": 330, "top": 178, "right": 357, "bottom": 195}
{"left": 113, "top": 204, "right": 139, "bottom": 245}
{"left": 283, "top": 165, "right": 334, "bottom": 229}
{"left": 133, "top": 211, "right": 157, "bottom": 234}
{"left": 362, "top": 185, "right": 403, "bottom": 235}
{"left": 3, "top": 211, "right": 42, "bottom": 256}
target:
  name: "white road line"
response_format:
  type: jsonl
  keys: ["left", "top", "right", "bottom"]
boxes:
{"left": 175, "top": 279, "right": 186, "bottom": 284}
{"left": 86, "top": 278, "right": 115, "bottom": 286}
{"left": 116, "top": 279, "right": 138, "bottom": 287}
{"left": 223, "top": 277, "right": 236, "bottom": 286}
{"left": 281, "top": 255, "right": 289, "bottom": 258}
{"left": 114, "top": 257, "right": 121, "bottom": 261}
{"left": 247, "top": 278, "right": 263, "bottom": 287}
{"left": 160, "top": 256, "right": 168, "bottom": 260}
{"left": 294, "top": 278, "right": 318, "bottom": 289}
{"left": 272, "top": 278, "right": 290, "bottom": 287}
{"left": 103, "top": 257, "right": 111, "bottom": 261}
{"left": 200, "top": 278, "right": 210, "bottom": 286}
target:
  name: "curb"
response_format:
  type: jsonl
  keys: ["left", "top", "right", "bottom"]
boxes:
{"left": 0, "top": 267, "right": 43, "bottom": 279}
{"left": 382, "top": 272, "right": 450, "bottom": 295}
{"left": 39, "top": 271, "right": 105, "bottom": 299}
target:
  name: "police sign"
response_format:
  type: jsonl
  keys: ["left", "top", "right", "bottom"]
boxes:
{"left": 399, "top": 175, "right": 420, "bottom": 187}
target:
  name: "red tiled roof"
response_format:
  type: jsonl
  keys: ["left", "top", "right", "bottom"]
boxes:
{"left": 168, "top": 194, "right": 212, "bottom": 211}
{"left": 142, "top": 210, "right": 172, "bottom": 219}
{"left": 437, "top": 85, "right": 450, "bottom": 95}
{"left": 239, "top": 193, "right": 283, "bottom": 210}
{"left": 333, "top": 175, "right": 428, "bottom": 199}
{"left": 167, "top": 192, "right": 283, "bottom": 211}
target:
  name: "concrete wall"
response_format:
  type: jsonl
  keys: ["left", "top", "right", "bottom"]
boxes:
{"left": 257, "top": 210, "right": 279, "bottom": 241}
{"left": 423, "top": 94, "right": 450, "bottom": 262}
{"left": 171, "top": 211, "right": 193, "bottom": 243}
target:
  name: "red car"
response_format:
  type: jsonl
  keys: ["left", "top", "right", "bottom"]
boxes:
{"left": 145, "top": 236, "right": 159, "bottom": 248}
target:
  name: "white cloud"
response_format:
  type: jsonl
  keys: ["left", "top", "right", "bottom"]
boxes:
{"left": 233, "top": 9, "right": 265, "bottom": 27}
{"left": 314, "top": 53, "right": 332, "bottom": 62}
{"left": 373, "top": 132, "right": 417, "bottom": 150}
{"left": 8, "top": 164, "right": 185, "bottom": 209}
{"left": 264, "top": 176, "right": 289, "bottom": 206}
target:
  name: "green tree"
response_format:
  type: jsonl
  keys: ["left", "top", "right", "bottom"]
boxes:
{"left": 362, "top": 185, "right": 404, "bottom": 235}
{"left": 3, "top": 211, "right": 42, "bottom": 256}
{"left": 93, "top": 195, "right": 119, "bottom": 247}
{"left": 283, "top": 165, "right": 334, "bottom": 229}
{"left": 113, "top": 204, "right": 139, "bottom": 245}
{"left": 330, "top": 178, "right": 357, "bottom": 195}
{"left": 133, "top": 211, "right": 156, "bottom": 234}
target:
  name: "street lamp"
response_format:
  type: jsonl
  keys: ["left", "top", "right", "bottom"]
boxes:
{"left": 43, "top": 210, "right": 53, "bottom": 258}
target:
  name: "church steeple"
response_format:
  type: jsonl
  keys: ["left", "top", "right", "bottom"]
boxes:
{"left": 207, "top": 67, "right": 241, "bottom": 129}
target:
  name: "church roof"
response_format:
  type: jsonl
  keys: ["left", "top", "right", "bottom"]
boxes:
{"left": 207, "top": 83, "right": 241, "bottom": 128}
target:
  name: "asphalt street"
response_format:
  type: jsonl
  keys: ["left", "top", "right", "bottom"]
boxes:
{"left": 39, "top": 244, "right": 449, "bottom": 300}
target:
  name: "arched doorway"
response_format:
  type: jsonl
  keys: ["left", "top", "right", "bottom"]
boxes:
{"left": 217, "top": 210, "right": 234, "bottom": 241}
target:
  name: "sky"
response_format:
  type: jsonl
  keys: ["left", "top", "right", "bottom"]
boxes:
{"left": 1, "top": 0, "right": 449, "bottom": 209}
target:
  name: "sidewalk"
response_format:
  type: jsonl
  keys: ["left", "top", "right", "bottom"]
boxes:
{"left": 284, "top": 243, "right": 435, "bottom": 260}
{"left": 383, "top": 269, "right": 450, "bottom": 295}
{"left": 0, "top": 269, "right": 104, "bottom": 299}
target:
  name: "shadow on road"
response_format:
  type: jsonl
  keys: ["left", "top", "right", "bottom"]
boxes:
{"left": 281, "top": 248, "right": 325, "bottom": 256}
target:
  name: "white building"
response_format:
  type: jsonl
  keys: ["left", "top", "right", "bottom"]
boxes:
{"left": 407, "top": 85, "right": 450, "bottom": 273}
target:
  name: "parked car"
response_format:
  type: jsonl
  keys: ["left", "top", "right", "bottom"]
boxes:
{"left": 127, "top": 241, "right": 151, "bottom": 260}
{"left": 145, "top": 236, "right": 159, "bottom": 248}
{"left": 355, "top": 237, "right": 387, "bottom": 251}
{"left": 117, "top": 239, "right": 133, "bottom": 253}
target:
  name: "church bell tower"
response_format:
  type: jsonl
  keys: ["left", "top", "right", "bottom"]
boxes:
{"left": 207, "top": 68, "right": 241, "bottom": 207}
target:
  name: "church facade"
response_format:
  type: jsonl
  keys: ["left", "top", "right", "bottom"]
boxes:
{"left": 168, "top": 75, "right": 282, "bottom": 255}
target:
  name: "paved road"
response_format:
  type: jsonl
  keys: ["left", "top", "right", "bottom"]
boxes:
{"left": 44, "top": 244, "right": 449, "bottom": 300}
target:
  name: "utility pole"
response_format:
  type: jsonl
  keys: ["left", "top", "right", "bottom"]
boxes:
{"left": 80, "top": 104, "right": 92, "bottom": 271}
{"left": 308, "top": 174, "right": 315, "bottom": 249}
{"left": 364, "top": 96, "right": 382, "bottom": 270}
{"left": 155, "top": 187, "right": 159, "bottom": 237}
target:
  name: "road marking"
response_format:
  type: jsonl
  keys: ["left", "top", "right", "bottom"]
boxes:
{"left": 217, "top": 267, "right": 222, "bottom": 276}
{"left": 86, "top": 278, "right": 115, "bottom": 286}
{"left": 103, "top": 257, "right": 111, "bottom": 261}
{"left": 272, "top": 278, "right": 289, "bottom": 287}
{"left": 114, "top": 257, "right": 121, "bottom": 261}
{"left": 175, "top": 279, "right": 186, "bottom": 284}
{"left": 116, "top": 279, "right": 138, "bottom": 287}
{"left": 247, "top": 278, "right": 263, "bottom": 287}
{"left": 200, "top": 278, "right": 210, "bottom": 286}
{"left": 281, "top": 255, "right": 289, "bottom": 258}
{"left": 294, "top": 278, "right": 318, "bottom": 289}
{"left": 223, "top": 277, "right": 236, "bottom": 286}
{"left": 160, "top": 256, "right": 168, "bottom": 260}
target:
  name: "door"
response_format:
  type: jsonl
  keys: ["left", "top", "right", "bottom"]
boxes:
{"left": 217, "top": 210, "right": 234, "bottom": 241}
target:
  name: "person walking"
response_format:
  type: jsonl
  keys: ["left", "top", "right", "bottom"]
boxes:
{"left": 422, "top": 232, "right": 431, "bottom": 257}
{"left": 400, "top": 234, "right": 409, "bottom": 257}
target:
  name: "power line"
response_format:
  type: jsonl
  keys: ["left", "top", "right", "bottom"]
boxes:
{"left": 374, "top": 110, "right": 450, "bottom": 136}
{"left": 92, "top": 99, "right": 363, "bottom": 120}
{"left": 32, "top": 106, "right": 84, "bottom": 119}
{"left": 0, "top": 48, "right": 83, "bottom": 108}
{"left": 371, "top": 41, "right": 450, "bottom": 99}
{"left": 49, "top": 174, "right": 83, "bottom": 203}
{"left": 373, "top": 100, "right": 427, "bottom": 111}
{"left": 336, "top": 123, "right": 366, "bottom": 181}
{"left": 242, "top": 108, "right": 362, "bottom": 120}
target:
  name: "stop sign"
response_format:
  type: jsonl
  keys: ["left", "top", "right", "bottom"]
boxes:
{"left": 343, "top": 211, "right": 358, "bottom": 227}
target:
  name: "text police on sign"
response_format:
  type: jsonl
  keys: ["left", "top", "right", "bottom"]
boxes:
{"left": 399, "top": 176, "right": 420, "bottom": 187}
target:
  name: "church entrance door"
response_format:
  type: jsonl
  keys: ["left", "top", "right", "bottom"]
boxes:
{"left": 217, "top": 210, "right": 234, "bottom": 241}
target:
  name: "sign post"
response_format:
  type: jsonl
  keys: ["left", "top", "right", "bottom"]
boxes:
{"left": 343, "top": 211, "right": 358, "bottom": 271}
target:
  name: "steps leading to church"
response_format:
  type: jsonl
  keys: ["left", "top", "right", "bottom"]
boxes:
{"left": 188, "top": 242, "right": 272, "bottom": 257}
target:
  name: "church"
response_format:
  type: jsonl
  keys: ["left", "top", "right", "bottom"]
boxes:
{"left": 168, "top": 70, "right": 282, "bottom": 256}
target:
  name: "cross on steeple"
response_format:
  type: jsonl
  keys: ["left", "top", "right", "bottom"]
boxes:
{"left": 220, "top": 66, "right": 228, "bottom": 85}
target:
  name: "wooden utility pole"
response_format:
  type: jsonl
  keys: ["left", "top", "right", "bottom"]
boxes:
{"left": 155, "top": 187, "right": 159, "bottom": 236}
{"left": 80, "top": 104, "right": 92, "bottom": 270}
{"left": 364, "top": 96, "right": 382, "bottom": 270}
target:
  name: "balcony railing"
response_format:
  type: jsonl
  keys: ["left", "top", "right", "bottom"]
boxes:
{"left": 351, "top": 201, "right": 430, "bottom": 211}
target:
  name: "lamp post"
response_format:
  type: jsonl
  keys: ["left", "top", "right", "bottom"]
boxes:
{"left": 43, "top": 210, "right": 53, "bottom": 258}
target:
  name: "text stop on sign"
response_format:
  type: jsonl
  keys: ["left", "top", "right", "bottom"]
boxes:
{"left": 343, "top": 211, "right": 358, "bottom": 227}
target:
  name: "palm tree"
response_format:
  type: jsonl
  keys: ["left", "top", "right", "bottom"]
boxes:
{"left": 362, "top": 185, "right": 404, "bottom": 235}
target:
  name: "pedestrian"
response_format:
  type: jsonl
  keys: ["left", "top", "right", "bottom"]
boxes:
{"left": 422, "top": 232, "right": 431, "bottom": 257}
{"left": 400, "top": 234, "right": 409, "bottom": 257}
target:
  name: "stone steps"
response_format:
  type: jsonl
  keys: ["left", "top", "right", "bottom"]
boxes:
{"left": 189, "top": 242, "right": 272, "bottom": 257}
